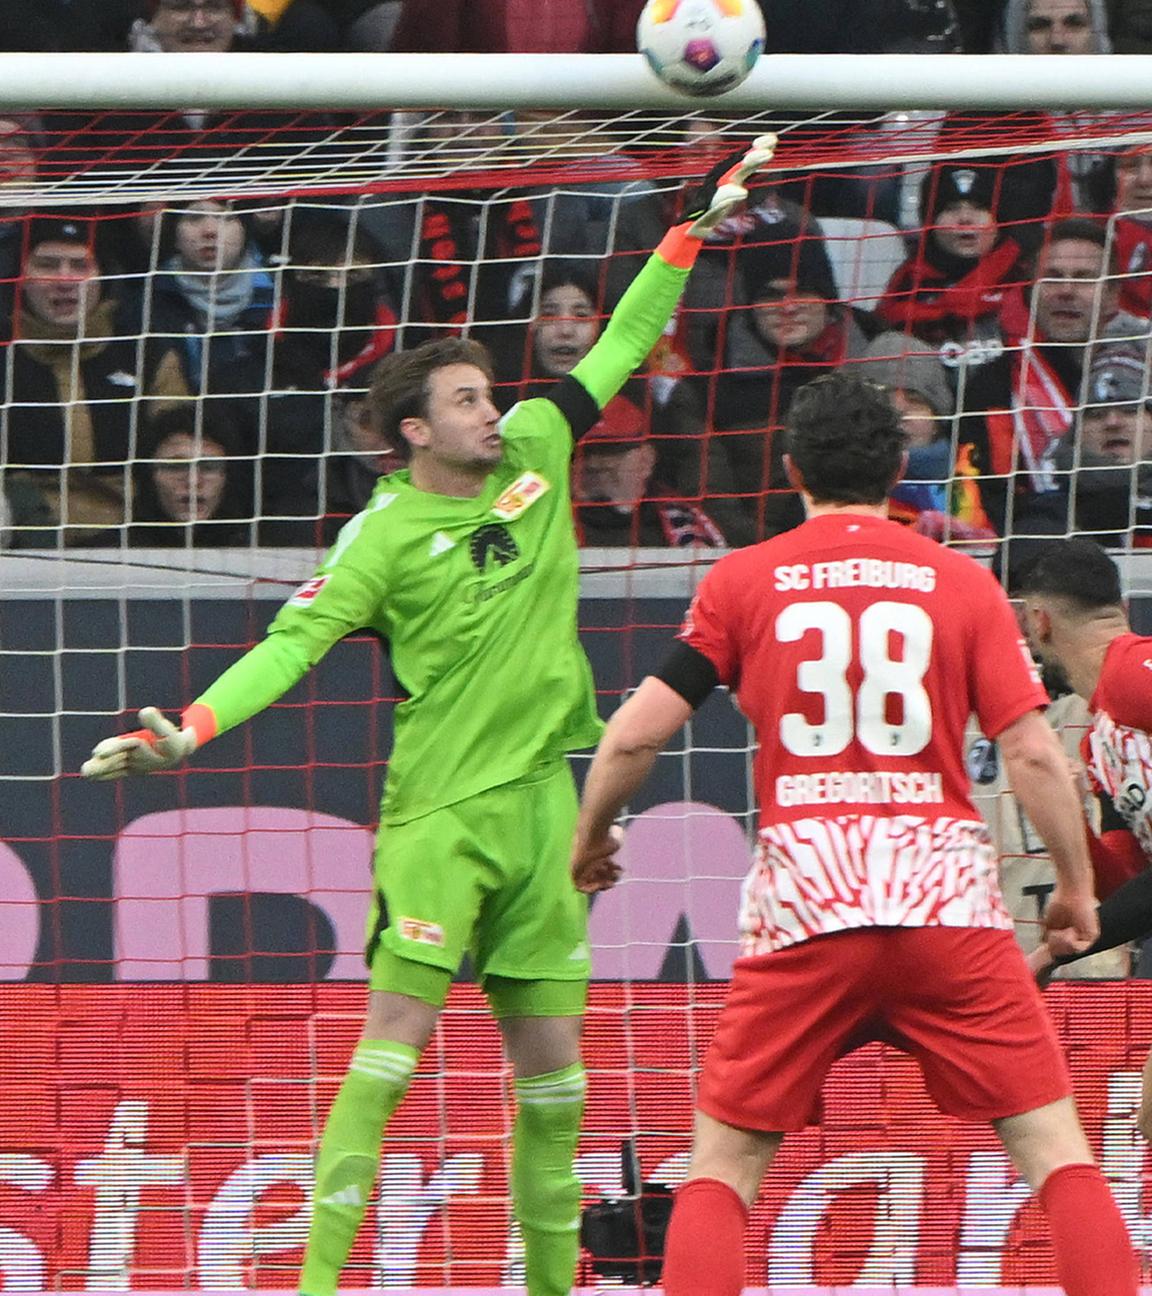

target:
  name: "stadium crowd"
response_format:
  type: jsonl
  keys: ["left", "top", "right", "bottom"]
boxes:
{"left": 3, "top": 0, "right": 1152, "bottom": 555}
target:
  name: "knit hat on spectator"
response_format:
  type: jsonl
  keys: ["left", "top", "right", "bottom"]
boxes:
{"left": 921, "top": 164, "right": 1000, "bottom": 223}
{"left": 1084, "top": 342, "right": 1152, "bottom": 405}
{"left": 581, "top": 394, "right": 649, "bottom": 451}
{"left": 853, "top": 331, "right": 954, "bottom": 418}
{"left": 743, "top": 224, "right": 839, "bottom": 304}
{"left": 23, "top": 216, "right": 107, "bottom": 267}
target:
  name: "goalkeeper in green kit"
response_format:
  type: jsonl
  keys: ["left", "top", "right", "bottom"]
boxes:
{"left": 82, "top": 136, "right": 775, "bottom": 1296}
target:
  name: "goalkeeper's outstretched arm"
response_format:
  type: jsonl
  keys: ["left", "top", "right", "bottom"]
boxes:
{"left": 564, "top": 134, "right": 777, "bottom": 424}
{"left": 82, "top": 561, "right": 380, "bottom": 780}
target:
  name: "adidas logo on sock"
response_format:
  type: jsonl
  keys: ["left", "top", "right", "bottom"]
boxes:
{"left": 318, "top": 1184, "right": 364, "bottom": 1207}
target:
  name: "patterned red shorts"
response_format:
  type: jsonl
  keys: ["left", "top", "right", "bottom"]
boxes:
{"left": 697, "top": 926, "right": 1071, "bottom": 1132}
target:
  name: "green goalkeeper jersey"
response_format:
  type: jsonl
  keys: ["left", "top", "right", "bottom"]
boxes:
{"left": 192, "top": 248, "right": 691, "bottom": 823}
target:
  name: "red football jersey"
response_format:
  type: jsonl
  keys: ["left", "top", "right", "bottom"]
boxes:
{"left": 680, "top": 512, "right": 1048, "bottom": 954}
{"left": 1086, "top": 632, "right": 1152, "bottom": 861}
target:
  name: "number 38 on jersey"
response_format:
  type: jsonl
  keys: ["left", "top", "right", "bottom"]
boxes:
{"left": 777, "top": 600, "right": 934, "bottom": 758}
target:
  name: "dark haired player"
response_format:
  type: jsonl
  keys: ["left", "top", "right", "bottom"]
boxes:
{"left": 1019, "top": 538, "right": 1152, "bottom": 1136}
{"left": 571, "top": 372, "right": 1137, "bottom": 1296}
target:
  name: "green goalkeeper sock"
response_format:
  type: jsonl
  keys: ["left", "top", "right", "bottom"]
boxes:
{"left": 511, "top": 1063, "right": 587, "bottom": 1296}
{"left": 298, "top": 1039, "right": 419, "bottom": 1296}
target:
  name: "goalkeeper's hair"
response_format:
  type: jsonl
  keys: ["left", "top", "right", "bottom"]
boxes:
{"left": 785, "top": 372, "right": 906, "bottom": 505}
{"left": 370, "top": 337, "right": 494, "bottom": 457}
{"left": 1016, "top": 537, "right": 1124, "bottom": 611}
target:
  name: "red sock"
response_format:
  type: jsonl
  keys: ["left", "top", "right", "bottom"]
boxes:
{"left": 662, "top": 1177, "right": 748, "bottom": 1296}
{"left": 1039, "top": 1163, "right": 1139, "bottom": 1296}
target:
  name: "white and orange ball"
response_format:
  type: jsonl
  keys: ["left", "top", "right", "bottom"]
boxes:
{"left": 637, "top": 0, "right": 766, "bottom": 97}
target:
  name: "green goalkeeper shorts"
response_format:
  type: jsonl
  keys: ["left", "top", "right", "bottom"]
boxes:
{"left": 365, "top": 759, "right": 589, "bottom": 999}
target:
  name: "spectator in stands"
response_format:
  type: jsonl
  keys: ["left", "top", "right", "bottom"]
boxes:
{"left": 914, "top": 116, "right": 1058, "bottom": 242}
{"left": 1018, "top": 341, "right": 1152, "bottom": 545}
{"left": 146, "top": 199, "right": 275, "bottom": 392}
{"left": 853, "top": 331, "right": 998, "bottom": 542}
{"left": 208, "top": 208, "right": 398, "bottom": 535}
{"left": 572, "top": 401, "right": 727, "bottom": 548}
{"left": 1, "top": 216, "right": 188, "bottom": 545}
{"left": 401, "top": 158, "right": 611, "bottom": 344}
{"left": 682, "top": 197, "right": 827, "bottom": 379}
{"left": 960, "top": 218, "right": 1144, "bottom": 534}
{"left": 47, "top": 4, "right": 337, "bottom": 185}
{"left": 0, "top": 115, "right": 43, "bottom": 335}
{"left": 1106, "top": 145, "right": 1152, "bottom": 318}
{"left": 1000, "top": 0, "right": 1111, "bottom": 51}
{"left": 700, "top": 210, "right": 870, "bottom": 540}
{"left": 0, "top": 116, "right": 38, "bottom": 193}
{"left": 273, "top": 207, "right": 397, "bottom": 382}
{"left": 876, "top": 163, "right": 1028, "bottom": 359}
{"left": 125, "top": 404, "right": 255, "bottom": 546}
{"left": 495, "top": 260, "right": 731, "bottom": 532}
{"left": 508, "top": 111, "right": 663, "bottom": 259}
{"left": 259, "top": 353, "right": 404, "bottom": 545}
{"left": 129, "top": 0, "right": 246, "bottom": 53}
{"left": 494, "top": 259, "right": 603, "bottom": 390}
{"left": 320, "top": 380, "right": 404, "bottom": 527}
{"left": 998, "top": 0, "right": 1117, "bottom": 215}
{"left": 364, "top": 108, "right": 661, "bottom": 346}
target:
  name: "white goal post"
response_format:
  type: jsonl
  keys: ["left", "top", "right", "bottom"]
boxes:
{"left": 5, "top": 50, "right": 1152, "bottom": 112}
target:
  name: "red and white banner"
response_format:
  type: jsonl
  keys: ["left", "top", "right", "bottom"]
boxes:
{"left": 2, "top": 983, "right": 1150, "bottom": 1290}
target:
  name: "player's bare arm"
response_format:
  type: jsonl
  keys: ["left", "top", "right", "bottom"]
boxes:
{"left": 571, "top": 676, "right": 693, "bottom": 893}
{"left": 997, "top": 708, "right": 1099, "bottom": 955}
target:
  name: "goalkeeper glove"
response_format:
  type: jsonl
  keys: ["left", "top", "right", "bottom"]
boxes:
{"left": 81, "top": 706, "right": 199, "bottom": 781}
{"left": 679, "top": 133, "right": 778, "bottom": 238}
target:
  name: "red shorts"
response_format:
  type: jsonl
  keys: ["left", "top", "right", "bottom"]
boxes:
{"left": 697, "top": 926, "right": 1071, "bottom": 1132}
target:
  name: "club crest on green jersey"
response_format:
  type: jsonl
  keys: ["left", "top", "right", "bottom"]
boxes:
{"left": 470, "top": 524, "right": 519, "bottom": 571}
{"left": 491, "top": 471, "right": 550, "bottom": 521}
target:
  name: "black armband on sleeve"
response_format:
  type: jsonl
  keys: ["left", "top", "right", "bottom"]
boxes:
{"left": 1099, "top": 789, "right": 1128, "bottom": 835}
{"left": 548, "top": 374, "right": 602, "bottom": 444}
{"left": 1055, "top": 866, "right": 1152, "bottom": 966}
{"left": 654, "top": 640, "right": 720, "bottom": 709}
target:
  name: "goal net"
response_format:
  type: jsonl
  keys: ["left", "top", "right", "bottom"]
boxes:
{"left": 2, "top": 64, "right": 1152, "bottom": 1291}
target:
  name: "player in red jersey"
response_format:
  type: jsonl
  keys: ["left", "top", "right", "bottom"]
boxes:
{"left": 1020, "top": 538, "right": 1152, "bottom": 886}
{"left": 570, "top": 373, "right": 1138, "bottom": 1296}
{"left": 1018, "top": 538, "right": 1152, "bottom": 1135}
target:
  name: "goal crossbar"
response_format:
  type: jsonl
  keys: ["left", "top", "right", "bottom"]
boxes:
{"left": 7, "top": 51, "right": 1152, "bottom": 113}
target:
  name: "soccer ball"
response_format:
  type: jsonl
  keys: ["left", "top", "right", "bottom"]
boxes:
{"left": 637, "top": 0, "right": 766, "bottom": 98}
